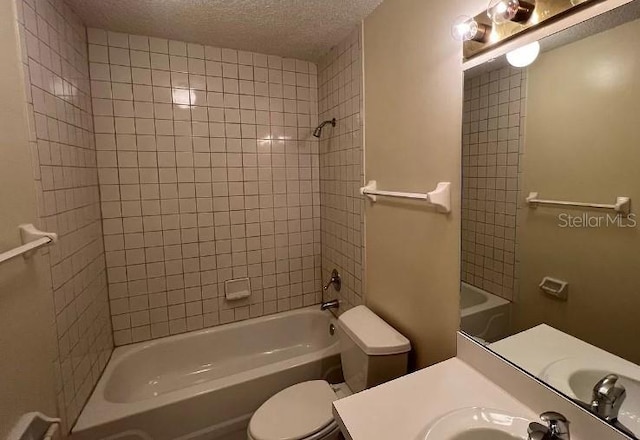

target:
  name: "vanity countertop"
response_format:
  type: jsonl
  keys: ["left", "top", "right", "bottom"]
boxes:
{"left": 332, "top": 357, "right": 538, "bottom": 440}
{"left": 490, "top": 324, "right": 640, "bottom": 377}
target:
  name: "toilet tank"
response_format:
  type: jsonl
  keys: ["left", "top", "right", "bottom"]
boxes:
{"left": 337, "top": 306, "right": 411, "bottom": 393}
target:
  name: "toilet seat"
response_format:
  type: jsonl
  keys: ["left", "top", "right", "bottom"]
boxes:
{"left": 247, "top": 421, "right": 339, "bottom": 440}
{"left": 248, "top": 380, "right": 339, "bottom": 440}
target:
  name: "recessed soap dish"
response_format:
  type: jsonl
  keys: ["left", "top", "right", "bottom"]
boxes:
{"left": 539, "top": 276, "right": 568, "bottom": 301}
{"left": 225, "top": 277, "right": 251, "bottom": 301}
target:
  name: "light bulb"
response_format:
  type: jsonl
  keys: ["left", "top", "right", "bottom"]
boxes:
{"left": 506, "top": 41, "right": 540, "bottom": 67}
{"left": 496, "top": 2, "right": 509, "bottom": 14}
{"left": 487, "top": 0, "right": 535, "bottom": 24}
{"left": 451, "top": 16, "right": 490, "bottom": 42}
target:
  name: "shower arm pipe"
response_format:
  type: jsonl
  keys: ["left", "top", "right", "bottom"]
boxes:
{"left": 312, "top": 118, "right": 336, "bottom": 137}
{"left": 360, "top": 180, "right": 452, "bottom": 213}
{"left": 320, "top": 118, "right": 336, "bottom": 128}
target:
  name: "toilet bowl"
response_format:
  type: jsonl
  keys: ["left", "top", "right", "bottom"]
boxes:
{"left": 247, "top": 306, "right": 411, "bottom": 440}
{"left": 247, "top": 380, "right": 348, "bottom": 440}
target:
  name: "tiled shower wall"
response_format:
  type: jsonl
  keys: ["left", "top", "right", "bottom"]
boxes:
{"left": 318, "top": 27, "right": 365, "bottom": 310}
{"left": 461, "top": 65, "right": 526, "bottom": 301}
{"left": 7, "top": 0, "right": 362, "bottom": 429}
{"left": 87, "top": 29, "right": 323, "bottom": 345}
{"left": 14, "top": 0, "right": 112, "bottom": 427}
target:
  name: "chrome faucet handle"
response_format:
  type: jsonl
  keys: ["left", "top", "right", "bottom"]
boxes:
{"left": 591, "top": 374, "right": 626, "bottom": 421}
{"left": 528, "top": 412, "right": 570, "bottom": 440}
{"left": 323, "top": 269, "right": 341, "bottom": 292}
{"left": 539, "top": 412, "right": 570, "bottom": 440}
{"left": 528, "top": 422, "right": 551, "bottom": 440}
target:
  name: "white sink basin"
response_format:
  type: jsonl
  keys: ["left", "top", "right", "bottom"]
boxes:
{"left": 418, "top": 407, "right": 530, "bottom": 440}
{"left": 540, "top": 357, "right": 640, "bottom": 435}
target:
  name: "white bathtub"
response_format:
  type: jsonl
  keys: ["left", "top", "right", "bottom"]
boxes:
{"left": 460, "top": 282, "right": 511, "bottom": 343}
{"left": 72, "top": 307, "right": 341, "bottom": 440}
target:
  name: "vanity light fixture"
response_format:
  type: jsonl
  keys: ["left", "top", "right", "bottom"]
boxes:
{"left": 461, "top": 0, "right": 595, "bottom": 59}
{"left": 451, "top": 15, "right": 491, "bottom": 42}
{"left": 506, "top": 40, "right": 540, "bottom": 67}
{"left": 487, "top": 0, "right": 536, "bottom": 24}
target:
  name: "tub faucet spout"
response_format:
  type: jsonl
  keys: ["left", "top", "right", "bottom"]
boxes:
{"left": 320, "top": 300, "right": 339, "bottom": 311}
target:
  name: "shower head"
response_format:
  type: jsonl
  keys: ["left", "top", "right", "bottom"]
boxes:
{"left": 312, "top": 118, "right": 336, "bottom": 138}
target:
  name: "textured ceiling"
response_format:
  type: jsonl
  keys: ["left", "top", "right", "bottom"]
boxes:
{"left": 65, "top": 0, "right": 384, "bottom": 61}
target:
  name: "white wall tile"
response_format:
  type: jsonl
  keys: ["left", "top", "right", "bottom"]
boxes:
{"left": 461, "top": 66, "right": 525, "bottom": 301}
{"left": 317, "top": 26, "right": 364, "bottom": 311}
{"left": 15, "top": 15, "right": 113, "bottom": 432}
{"left": 90, "top": 30, "right": 322, "bottom": 345}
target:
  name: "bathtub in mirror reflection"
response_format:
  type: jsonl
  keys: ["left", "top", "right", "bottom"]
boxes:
{"left": 460, "top": 282, "right": 511, "bottom": 343}
{"left": 460, "top": 2, "right": 640, "bottom": 438}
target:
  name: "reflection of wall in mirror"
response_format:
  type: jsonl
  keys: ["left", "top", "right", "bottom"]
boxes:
{"left": 462, "top": 66, "right": 526, "bottom": 302}
{"left": 516, "top": 17, "right": 640, "bottom": 364}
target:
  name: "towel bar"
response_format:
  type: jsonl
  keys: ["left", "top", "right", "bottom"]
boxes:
{"left": 0, "top": 224, "right": 58, "bottom": 265}
{"left": 360, "top": 181, "right": 451, "bottom": 213}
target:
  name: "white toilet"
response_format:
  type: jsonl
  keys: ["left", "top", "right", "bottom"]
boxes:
{"left": 247, "top": 305, "right": 411, "bottom": 440}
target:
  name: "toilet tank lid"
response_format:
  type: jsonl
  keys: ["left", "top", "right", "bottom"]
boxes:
{"left": 338, "top": 306, "right": 411, "bottom": 356}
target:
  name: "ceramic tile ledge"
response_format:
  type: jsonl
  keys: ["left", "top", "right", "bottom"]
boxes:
{"left": 333, "top": 331, "right": 627, "bottom": 440}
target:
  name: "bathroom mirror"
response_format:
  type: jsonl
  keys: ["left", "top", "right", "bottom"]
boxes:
{"left": 460, "top": 1, "right": 640, "bottom": 438}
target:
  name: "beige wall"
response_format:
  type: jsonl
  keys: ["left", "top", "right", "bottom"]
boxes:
{"left": 0, "top": 0, "right": 58, "bottom": 435}
{"left": 363, "top": 0, "right": 485, "bottom": 368}
{"left": 515, "top": 18, "right": 640, "bottom": 363}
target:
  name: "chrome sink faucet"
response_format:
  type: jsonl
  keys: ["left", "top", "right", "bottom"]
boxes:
{"left": 591, "top": 374, "right": 626, "bottom": 422}
{"left": 528, "top": 412, "right": 570, "bottom": 440}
